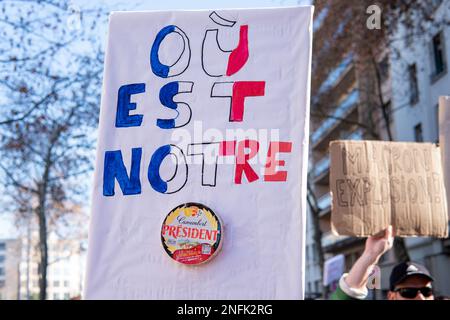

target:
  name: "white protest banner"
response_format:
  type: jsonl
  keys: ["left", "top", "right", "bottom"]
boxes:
{"left": 323, "top": 254, "right": 345, "bottom": 286}
{"left": 85, "top": 7, "right": 313, "bottom": 299}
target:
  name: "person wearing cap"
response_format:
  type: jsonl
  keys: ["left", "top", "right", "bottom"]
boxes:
{"left": 331, "top": 225, "right": 435, "bottom": 300}
{"left": 387, "top": 261, "right": 434, "bottom": 300}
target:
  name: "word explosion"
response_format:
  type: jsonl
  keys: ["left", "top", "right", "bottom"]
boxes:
{"left": 103, "top": 14, "right": 294, "bottom": 196}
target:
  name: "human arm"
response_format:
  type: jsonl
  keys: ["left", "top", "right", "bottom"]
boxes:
{"left": 330, "top": 225, "right": 394, "bottom": 300}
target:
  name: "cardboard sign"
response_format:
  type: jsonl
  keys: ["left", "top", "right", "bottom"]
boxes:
{"left": 330, "top": 140, "right": 448, "bottom": 238}
{"left": 439, "top": 96, "right": 450, "bottom": 220}
{"left": 85, "top": 7, "right": 313, "bottom": 299}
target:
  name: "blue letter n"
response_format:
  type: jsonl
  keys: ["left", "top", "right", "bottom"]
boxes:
{"left": 116, "top": 83, "right": 145, "bottom": 127}
{"left": 103, "top": 148, "right": 142, "bottom": 196}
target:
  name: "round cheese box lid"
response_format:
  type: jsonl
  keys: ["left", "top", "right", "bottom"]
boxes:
{"left": 161, "top": 203, "right": 223, "bottom": 265}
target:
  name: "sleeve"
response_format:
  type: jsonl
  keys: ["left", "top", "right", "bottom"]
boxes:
{"left": 330, "top": 273, "right": 369, "bottom": 300}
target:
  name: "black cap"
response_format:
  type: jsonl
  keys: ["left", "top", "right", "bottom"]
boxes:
{"left": 390, "top": 261, "right": 434, "bottom": 291}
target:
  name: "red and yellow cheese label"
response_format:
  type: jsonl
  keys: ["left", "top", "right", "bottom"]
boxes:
{"left": 161, "top": 203, "right": 222, "bottom": 265}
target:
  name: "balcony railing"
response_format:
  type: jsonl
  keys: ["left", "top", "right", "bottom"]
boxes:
{"left": 310, "top": 128, "right": 363, "bottom": 180}
{"left": 313, "top": 6, "right": 329, "bottom": 32}
{"left": 311, "top": 90, "right": 359, "bottom": 145}
{"left": 317, "top": 192, "right": 331, "bottom": 211}
{"left": 321, "top": 231, "right": 349, "bottom": 249}
{"left": 317, "top": 54, "right": 353, "bottom": 95}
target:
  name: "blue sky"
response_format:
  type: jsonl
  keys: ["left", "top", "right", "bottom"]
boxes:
{"left": 0, "top": 0, "right": 312, "bottom": 239}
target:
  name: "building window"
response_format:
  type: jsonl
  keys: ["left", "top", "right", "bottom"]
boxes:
{"left": 63, "top": 280, "right": 69, "bottom": 288}
{"left": 0, "top": 267, "right": 4, "bottom": 276}
{"left": 0, "top": 255, "right": 5, "bottom": 263}
{"left": 0, "top": 243, "right": 5, "bottom": 251}
{"left": 431, "top": 31, "right": 447, "bottom": 78}
{"left": 408, "top": 64, "right": 419, "bottom": 105}
{"left": 53, "top": 280, "right": 60, "bottom": 287}
{"left": 414, "top": 123, "right": 424, "bottom": 142}
{"left": 64, "top": 293, "right": 70, "bottom": 300}
{"left": 53, "top": 293, "right": 59, "bottom": 300}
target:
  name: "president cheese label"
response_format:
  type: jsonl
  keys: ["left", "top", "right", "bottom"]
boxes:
{"left": 161, "top": 203, "right": 223, "bottom": 265}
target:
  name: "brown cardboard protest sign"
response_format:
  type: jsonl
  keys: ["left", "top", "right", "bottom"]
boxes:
{"left": 330, "top": 140, "right": 448, "bottom": 238}
{"left": 439, "top": 96, "right": 450, "bottom": 221}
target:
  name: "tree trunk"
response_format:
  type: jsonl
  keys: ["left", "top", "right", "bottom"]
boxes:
{"left": 37, "top": 201, "right": 48, "bottom": 300}
{"left": 306, "top": 181, "right": 327, "bottom": 298}
{"left": 36, "top": 141, "right": 55, "bottom": 300}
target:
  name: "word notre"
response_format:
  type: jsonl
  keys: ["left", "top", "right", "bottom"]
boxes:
{"left": 103, "top": 17, "right": 293, "bottom": 196}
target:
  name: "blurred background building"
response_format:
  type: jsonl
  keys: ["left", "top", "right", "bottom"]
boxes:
{"left": 0, "top": 234, "right": 85, "bottom": 300}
